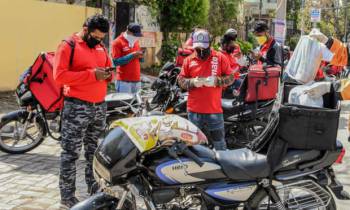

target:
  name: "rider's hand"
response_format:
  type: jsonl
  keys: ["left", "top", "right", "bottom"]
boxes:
{"left": 251, "top": 52, "right": 262, "bottom": 61}
{"left": 203, "top": 76, "right": 216, "bottom": 87}
{"left": 304, "top": 82, "right": 332, "bottom": 98}
{"left": 95, "top": 68, "right": 111, "bottom": 81}
{"left": 309, "top": 28, "right": 328, "bottom": 44}
{"left": 133, "top": 51, "right": 144, "bottom": 59}
{"left": 190, "top": 77, "right": 205, "bottom": 88}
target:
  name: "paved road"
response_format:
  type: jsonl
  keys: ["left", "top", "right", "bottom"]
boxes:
{"left": 0, "top": 102, "right": 350, "bottom": 209}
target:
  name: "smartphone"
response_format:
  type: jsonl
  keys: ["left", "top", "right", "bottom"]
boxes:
{"left": 105, "top": 67, "right": 116, "bottom": 72}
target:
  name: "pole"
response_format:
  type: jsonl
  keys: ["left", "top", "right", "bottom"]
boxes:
{"left": 301, "top": 0, "right": 305, "bottom": 35}
{"left": 345, "top": 1, "right": 349, "bottom": 42}
{"left": 259, "top": 0, "right": 263, "bottom": 20}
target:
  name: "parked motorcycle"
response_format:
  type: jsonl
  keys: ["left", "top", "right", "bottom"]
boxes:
{"left": 71, "top": 112, "right": 349, "bottom": 210}
{"left": 0, "top": 90, "right": 146, "bottom": 154}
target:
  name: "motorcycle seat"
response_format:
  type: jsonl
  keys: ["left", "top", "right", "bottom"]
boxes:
{"left": 216, "top": 148, "right": 270, "bottom": 180}
{"left": 105, "top": 93, "right": 135, "bottom": 109}
{"left": 221, "top": 99, "right": 235, "bottom": 110}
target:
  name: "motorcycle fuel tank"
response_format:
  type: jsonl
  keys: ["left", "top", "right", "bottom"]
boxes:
{"left": 155, "top": 158, "right": 226, "bottom": 185}
{"left": 205, "top": 182, "right": 257, "bottom": 202}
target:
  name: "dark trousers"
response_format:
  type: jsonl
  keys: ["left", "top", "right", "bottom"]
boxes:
{"left": 59, "top": 99, "right": 106, "bottom": 200}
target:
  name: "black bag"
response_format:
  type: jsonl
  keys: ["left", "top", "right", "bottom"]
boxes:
{"left": 278, "top": 83, "right": 340, "bottom": 151}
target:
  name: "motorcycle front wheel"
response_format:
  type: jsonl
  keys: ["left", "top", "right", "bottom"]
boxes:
{"left": 0, "top": 113, "right": 45, "bottom": 154}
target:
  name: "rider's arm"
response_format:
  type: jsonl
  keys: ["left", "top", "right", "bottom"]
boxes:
{"left": 215, "top": 55, "right": 235, "bottom": 87}
{"left": 53, "top": 42, "right": 97, "bottom": 86}
{"left": 177, "top": 58, "right": 195, "bottom": 90}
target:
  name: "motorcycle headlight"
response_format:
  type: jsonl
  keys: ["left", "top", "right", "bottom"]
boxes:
{"left": 93, "top": 157, "right": 112, "bottom": 183}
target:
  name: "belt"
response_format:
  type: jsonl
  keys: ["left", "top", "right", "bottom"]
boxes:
{"left": 64, "top": 97, "right": 105, "bottom": 106}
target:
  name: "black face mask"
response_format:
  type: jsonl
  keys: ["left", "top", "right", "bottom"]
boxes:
{"left": 83, "top": 33, "right": 101, "bottom": 48}
{"left": 225, "top": 46, "right": 235, "bottom": 54}
{"left": 195, "top": 48, "right": 211, "bottom": 60}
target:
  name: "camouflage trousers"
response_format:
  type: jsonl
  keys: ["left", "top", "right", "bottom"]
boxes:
{"left": 59, "top": 99, "right": 107, "bottom": 200}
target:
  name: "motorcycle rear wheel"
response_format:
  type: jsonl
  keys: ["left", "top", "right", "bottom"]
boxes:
{"left": 0, "top": 115, "right": 45, "bottom": 154}
{"left": 246, "top": 180, "right": 336, "bottom": 210}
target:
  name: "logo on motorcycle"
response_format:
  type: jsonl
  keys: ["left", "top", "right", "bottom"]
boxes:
{"left": 181, "top": 133, "right": 193, "bottom": 141}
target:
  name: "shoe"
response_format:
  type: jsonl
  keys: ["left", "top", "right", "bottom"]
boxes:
{"left": 60, "top": 197, "right": 80, "bottom": 208}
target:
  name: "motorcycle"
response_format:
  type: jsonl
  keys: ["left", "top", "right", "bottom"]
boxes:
{"left": 0, "top": 89, "right": 148, "bottom": 154}
{"left": 71, "top": 112, "right": 349, "bottom": 210}
{"left": 149, "top": 62, "right": 274, "bottom": 148}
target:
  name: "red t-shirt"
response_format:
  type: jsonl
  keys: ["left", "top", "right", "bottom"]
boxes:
{"left": 179, "top": 50, "right": 232, "bottom": 114}
{"left": 53, "top": 34, "right": 111, "bottom": 103}
{"left": 112, "top": 34, "right": 141, "bottom": 82}
{"left": 220, "top": 50, "right": 240, "bottom": 72}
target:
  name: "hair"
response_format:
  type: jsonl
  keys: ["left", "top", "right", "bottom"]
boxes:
{"left": 254, "top": 21, "right": 269, "bottom": 33}
{"left": 83, "top": 14, "right": 109, "bottom": 33}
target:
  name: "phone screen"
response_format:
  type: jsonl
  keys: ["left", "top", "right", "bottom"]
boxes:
{"left": 105, "top": 67, "right": 116, "bottom": 72}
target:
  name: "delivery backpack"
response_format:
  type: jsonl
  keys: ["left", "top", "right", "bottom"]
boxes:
{"left": 15, "top": 39, "right": 76, "bottom": 113}
{"left": 245, "top": 64, "right": 281, "bottom": 103}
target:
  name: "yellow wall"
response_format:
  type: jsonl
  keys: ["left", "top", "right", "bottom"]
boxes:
{"left": 0, "top": 0, "right": 101, "bottom": 91}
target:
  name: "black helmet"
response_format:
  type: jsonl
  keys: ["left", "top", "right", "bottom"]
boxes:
{"left": 221, "top": 28, "right": 237, "bottom": 45}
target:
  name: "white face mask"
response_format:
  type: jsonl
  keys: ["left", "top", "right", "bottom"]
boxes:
{"left": 123, "top": 32, "right": 139, "bottom": 48}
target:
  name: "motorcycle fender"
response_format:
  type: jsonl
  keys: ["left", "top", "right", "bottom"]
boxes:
{"left": 71, "top": 192, "right": 118, "bottom": 210}
{"left": 0, "top": 110, "right": 28, "bottom": 125}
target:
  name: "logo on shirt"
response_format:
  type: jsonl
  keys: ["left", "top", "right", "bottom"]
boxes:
{"left": 96, "top": 47, "right": 104, "bottom": 51}
{"left": 189, "top": 61, "right": 198, "bottom": 68}
{"left": 211, "top": 56, "right": 218, "bottom": 76}
{"left": 122, "top": 47, "right": 130, "bottom": 52}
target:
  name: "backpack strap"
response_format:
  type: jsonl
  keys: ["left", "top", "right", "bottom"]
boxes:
{"left": 63, "top": 38, "right": 76, "bottom": 67}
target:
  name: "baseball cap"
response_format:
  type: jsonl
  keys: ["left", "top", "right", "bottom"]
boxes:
{"left": 127, "top": 23, "right": 143, "bottom": 37}
{"left": 192, "top": 30, "right": 210, "bottom": 49}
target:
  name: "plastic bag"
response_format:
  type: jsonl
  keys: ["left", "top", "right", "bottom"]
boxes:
{"left": 288, "top": 83, "right": 324, "bottom": 108}
{"left": 285, "top": 36, "right": 333, "bottom": 84}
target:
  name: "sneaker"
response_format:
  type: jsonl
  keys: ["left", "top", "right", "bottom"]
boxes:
{"left": 60, "top": 197, "right": 80, "bottom": 208}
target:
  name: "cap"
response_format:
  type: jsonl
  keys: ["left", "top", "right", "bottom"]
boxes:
{"left": 127, "top": 23, "right": 143, "bottom": 37}
{"left": 192, "top": 30, "right": 210, "bottom": 49}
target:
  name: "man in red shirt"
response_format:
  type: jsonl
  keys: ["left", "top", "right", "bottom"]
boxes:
{"left": 112, "top": 23, "right": 143, "bottom": 93}
{"left": 53, "top": 14, "right": 111, "bottom": 208}
{"left": 178, "top": 30, "right": 235, "bottom": 150}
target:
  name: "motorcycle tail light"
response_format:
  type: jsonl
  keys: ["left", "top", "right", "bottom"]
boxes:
{"left": 165, "top": 107, "right": 174, "bottom": 114}
{"left": 335, "top": 148, "right": 346, "bottom": 164}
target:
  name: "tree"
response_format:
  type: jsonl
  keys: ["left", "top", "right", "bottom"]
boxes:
{"left": 206, "top": 0, "right": 242, "bottom": 38}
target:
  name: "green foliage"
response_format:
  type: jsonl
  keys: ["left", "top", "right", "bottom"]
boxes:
{"left": 236, "top": 39, "right": 253, "bottom": 55}
{"left": 285, "top": 35, "right": 299, "bottom": 50}
{"left": 160, "top": 33, "right": 181, "bottom": 64}
{"left": 206, "top": 0, "right": 242, "bottom": 38}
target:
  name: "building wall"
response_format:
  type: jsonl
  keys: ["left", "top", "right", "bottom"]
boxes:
{"left": 0, "top": 0, "right": 100, "bottom": 91}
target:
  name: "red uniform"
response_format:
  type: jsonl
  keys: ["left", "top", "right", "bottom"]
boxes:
{"left": 179, "top": 50, "right": 232, "bottom": 114}
{"left": 112, "top": 34, "right": 141, "bottom": 82}
{"left": 53, "top": 34, "right": 111, "bottom": 103}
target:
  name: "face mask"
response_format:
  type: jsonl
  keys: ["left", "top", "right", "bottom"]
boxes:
{"left": 225, "top": 45, "right": 235, "bottom": 54}
{"left": 83, "top": 33, "right": 101, "bottom": 48}
{"left": 124, "top": 33, "right": 138, "bottom": 48}
{"left": 195, "top": 48, "right": 211, "bottom": 60}
{"left": 256, "top": 35, "right": 268, "bottom": 46}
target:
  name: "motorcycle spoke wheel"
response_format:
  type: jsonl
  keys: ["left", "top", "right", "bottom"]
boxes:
{"left": 0, "top": 119, "right": 44, "bottom": 154}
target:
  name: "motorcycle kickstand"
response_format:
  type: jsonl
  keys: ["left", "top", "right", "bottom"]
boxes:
{"left": 116, "top": 190, "right": 129, "bottom": 210}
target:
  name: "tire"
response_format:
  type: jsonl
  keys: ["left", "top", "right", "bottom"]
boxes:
{"left": 245, "top": 182, "right": 336, "bottom": 210}
{"left": 0, "top": 113, "right": 45, "bottom": 154}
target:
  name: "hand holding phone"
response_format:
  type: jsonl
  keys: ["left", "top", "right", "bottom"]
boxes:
{"left": 104, "top": 67, "right": 116, "bottom": 73}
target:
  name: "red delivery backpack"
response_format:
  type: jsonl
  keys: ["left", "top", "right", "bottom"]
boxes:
{"left": 16, "top": 52, "right": 64, "bottom": 112}
{"left": 245, "top": 64, "right": 281, "bottom": 103}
